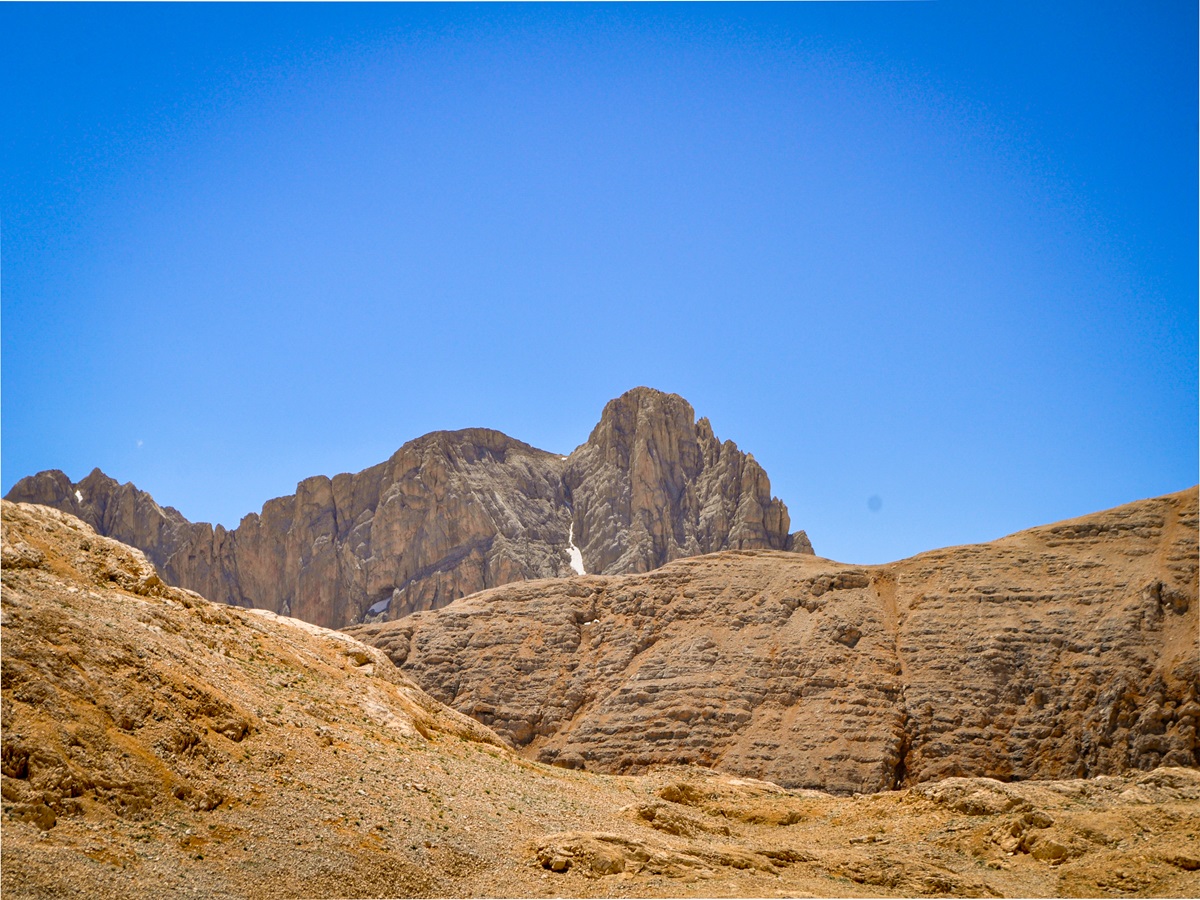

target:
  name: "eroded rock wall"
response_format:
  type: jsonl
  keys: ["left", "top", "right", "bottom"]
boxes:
{"left": 348, "top": 487, "right": 1199, "bottom": 792}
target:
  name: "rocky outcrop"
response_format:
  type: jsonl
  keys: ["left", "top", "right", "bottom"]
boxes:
{"left": 5, "top": 388, "right": 803, "bottom": 629}
{"left": 347, "top": 487, "right": 1199, "bottom": 793}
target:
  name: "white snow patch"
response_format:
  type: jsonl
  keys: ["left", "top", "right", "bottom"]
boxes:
{"left": 566, "top": 522, "right": 586, "bottom": 576}
{"left": 74, "top": 490, "right": 83, "bottom": 503}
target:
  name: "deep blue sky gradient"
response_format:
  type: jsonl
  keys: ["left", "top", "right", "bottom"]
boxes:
{"left": 3, "top": 2, "right": 1196, "bottom": 564}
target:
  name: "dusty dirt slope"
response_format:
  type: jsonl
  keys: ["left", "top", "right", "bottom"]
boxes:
{"left": 3, "top": 499, "right": 1199, "bottom": 898}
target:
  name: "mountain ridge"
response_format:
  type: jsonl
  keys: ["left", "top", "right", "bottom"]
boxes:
{"left": 5, "top": 387, "right": 808, "bottom": 629}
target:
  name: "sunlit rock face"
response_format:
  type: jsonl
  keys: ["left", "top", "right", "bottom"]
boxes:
{"left": 6, "top": 388, "right": 803, "bottom": 628}
{"left": 349, "top": 487, "right": 1199, "bottom": 793}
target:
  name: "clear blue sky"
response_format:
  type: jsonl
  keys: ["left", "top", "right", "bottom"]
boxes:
{"left": 3, "top": 2, "right": 1196, "bottom": 565}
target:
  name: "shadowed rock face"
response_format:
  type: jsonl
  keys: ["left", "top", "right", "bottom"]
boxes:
{"left": 5, "top": 388, "right": 803, "bottom": 628}
{"left": 347, "top": 487, "right": 1199, "bottom": 794}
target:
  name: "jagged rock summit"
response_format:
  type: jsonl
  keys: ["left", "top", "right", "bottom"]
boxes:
{"left": 5, "top": 388, "right": 807, "bottom": 629}
{"left": 566, "top": 388, "right": 803, "bottom": 574}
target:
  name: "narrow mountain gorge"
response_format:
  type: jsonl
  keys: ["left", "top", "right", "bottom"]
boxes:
{"left": 4, "top": 388, "right": 809, "bottom": 629}
{"left": 347, "top": 487, "right": 1200, "bottom": 794}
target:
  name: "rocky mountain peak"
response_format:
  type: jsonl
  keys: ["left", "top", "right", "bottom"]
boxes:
{"left": 6, "top": 389, "right": 808, "bottom": 628}
{"left": 566, "top": 387, "right": 792, "bottom": 575}
{"left": 403, "top": 426, "right": 553, "bottom": 462}
{"left": 582, "top": 387, "right": 700, "bottom": 467}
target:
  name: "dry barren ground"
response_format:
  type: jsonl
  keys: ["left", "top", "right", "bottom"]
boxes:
{"left": 3, "top": 500, "right": 1199, "bottom": 898}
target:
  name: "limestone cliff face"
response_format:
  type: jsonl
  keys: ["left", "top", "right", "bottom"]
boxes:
{"left": 5, "top": 389, "right": 802, "bottom": 628}
{"left": 347, "top": 487, "right": 1199, "bottom": 794}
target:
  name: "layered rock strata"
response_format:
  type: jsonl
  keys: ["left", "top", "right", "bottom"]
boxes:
{"left": 347, "top": 487, "right": 1200, "bottom": 793}
{"left": 5, "top": 388, "right": 804, "bottom": 629}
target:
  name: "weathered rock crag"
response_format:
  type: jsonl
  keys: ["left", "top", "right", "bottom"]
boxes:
{"left": 347, "top": 487, "right": 1199, "bottom": 794}
{"left": 565, "top": 388, "right": 803, "bottom": 575}
{"left": 5, "top": 388, "right": 804, "bottom": 629}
